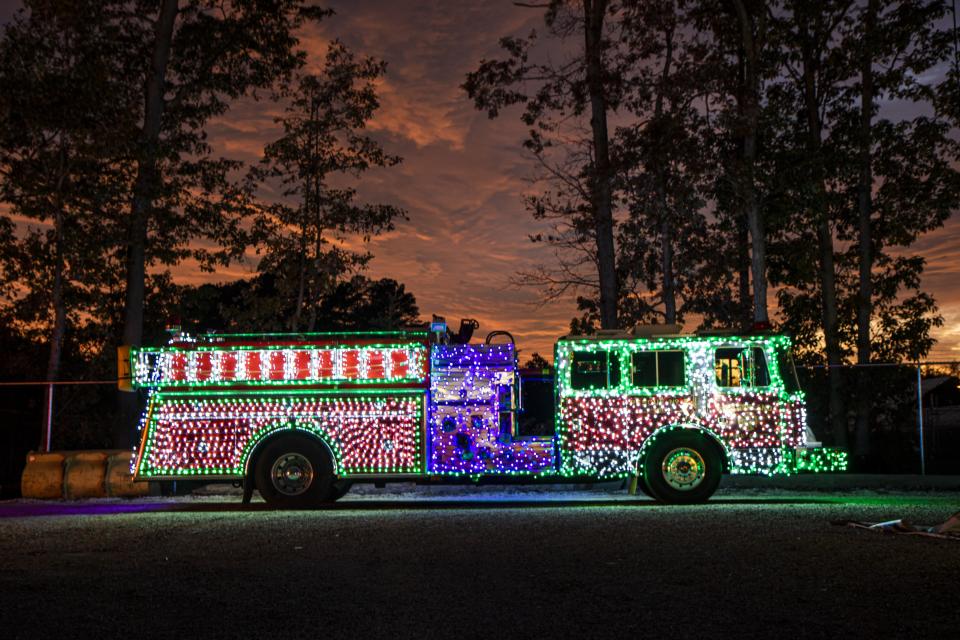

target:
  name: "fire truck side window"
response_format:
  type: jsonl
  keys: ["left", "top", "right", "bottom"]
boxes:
{"left": 752, "top": 347, "right": 771, "bottom": 386}
{"left": 631, "top": 351, "right": 685, "bottom": 387}
{"left": 631, "top": 352, "right": 657, "bottom": 386}
{"left": 715, "top": 348, "right": 743, "bottom": 387}
{"left": 715, "top": 346, "right": 771, "bottom": 388}
{"left": 658, "top": 351, "right": 685, "bottom": 386}
{"left": 571, "top": 351, "right": 621, "bottom": 390}
{"left": 777, "top": 349, "right": 802, "bottom": 393}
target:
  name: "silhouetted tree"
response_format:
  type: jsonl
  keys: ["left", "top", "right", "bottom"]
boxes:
{"left": 465, "top": 0, "right": 622, "bottom": 329}
{"left": 250, "top": 42, "right": 404, "bottom": 332}
{"left": 766, "top": 0, "right": 958, "bottom": 450}
{"left": 174, "top": 275, "right": 420, "bottom": 333}
{"left": 0, "top": 0, "right": 147, "bottom": 426}
{"left": 522, "top": 352, "right": 552, "bottom": 370}
{"left": 614, "top": 0, "right": 725, "bottom": 328}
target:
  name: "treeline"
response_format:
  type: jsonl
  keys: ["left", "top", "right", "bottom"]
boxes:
{"left": 0, "top": 1, "right": 415, "bottom": 450}
{"left": 0, "top": 2, "right": 414, "bottom": 385}
{"left": 466, "top": 0, "right": 960, "bottom": 450}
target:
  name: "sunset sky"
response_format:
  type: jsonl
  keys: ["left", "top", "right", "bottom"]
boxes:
{"left": 209, "top": 1, "right": 577, "bottom": 360}
{"left": 1, "top": 1, "right": 958, "bottom": 361}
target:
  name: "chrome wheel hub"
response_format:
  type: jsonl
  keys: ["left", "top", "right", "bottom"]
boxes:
{"left": 270, "top": 453, "right": 314, "bottom": 496}
{"left": 661, "top": 447, "right": 706, "bottom": 491}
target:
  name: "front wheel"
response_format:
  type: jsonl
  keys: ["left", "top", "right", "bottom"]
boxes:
{"left": 629, "top": 471, "right": 653, "bottom": 498}
{"left": 254, "top": 434, "right": 335, "bottom": 509}
{"left": 642, "top": 431, "right": 722, "bottom": 504}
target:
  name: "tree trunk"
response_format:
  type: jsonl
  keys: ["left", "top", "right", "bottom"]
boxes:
{"left": 583, "top": 0, "right": 618, "bottom": 329}
{"left": 122, "top": 0, "right": 178, "bottom": 349}
{"left": 116, "top": 0, "right": 178, "bottom": 448}
{"left": 293, "top": 100, "right": 322, "bottom": 332}
{"left": 43, "top": 140, "right": 69, "bottom": 451}
{"left": 306, "top": 218, "right": 324, "bottom": 333}
{"left": 801, "top": 36, "right": 847, "bottom": 449}
{"left": 854, "top": 0, "right": 877, "bottom": 460}
{"left": 654, "top": 25, "right": 676, "bottom": 325}
{"left": 291, "top": 217, "right": 308, "bottom": 332}
{"left": 307, "top": 299, "right": 318, "bottom": 332}
{"left": 660, "top": 213, "right": 676, "bottom": 324}
{"left": 745, "top": 143, "right": 767, "bottom": 325}
{"left": 46, "top": 139, "right": 69, "bottom": 386}
{"left": 306, "top": 259, "right": 318, "bottom": 332}
{"left": 817, "top": 217, "right": 846, "bottom": 449}
{"left": 738, "top": 214, "right": 751, "bottom": 329}
{"left": 47, "top": 205, "right": 67, "bottom": 383}
{"left": 46, "top": 210, "right": 66, "bottom": 386}
{"left": 732, "top": 0, "right": 768, "bottom": 325}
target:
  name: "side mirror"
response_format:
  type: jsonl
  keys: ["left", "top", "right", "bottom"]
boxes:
{"left": 117, "top": 345, "right": 134, "bottom": 392}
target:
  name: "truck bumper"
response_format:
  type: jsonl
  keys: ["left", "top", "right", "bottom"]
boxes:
{"left": 729, "top": 446, "right": 849, "bottom": 475}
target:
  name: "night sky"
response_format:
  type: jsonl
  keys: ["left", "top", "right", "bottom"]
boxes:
{"left": 1, "top": 1, "right": 958, "bottom": 360}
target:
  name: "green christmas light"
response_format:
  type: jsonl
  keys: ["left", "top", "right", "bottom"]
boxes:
{"left": 131, "top": 342, "right": 428, "bottom": 388}
{"left": 552, "top": 333, "right": 844, "bottom": 478}
{"left": 135, "top": 390, "right": 425, "bottom": 479}
{"left": 130, "top": 329, "right": 847, "bottom": 489}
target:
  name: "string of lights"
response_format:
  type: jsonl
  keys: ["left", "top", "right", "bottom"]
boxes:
{"left": 130, "top": 331, "right": 847, "bottom": 483}
{"left": 428, "top": 344, "right": 555, "bottom": 475}
{"left": 136, "top": 391, "right": 424, "bottom": 476}
{"left": 131, "top": 343, "right": 428, "bottom": 387}
{"left": 554, "top": 335, "right": 847, "bottom": 476}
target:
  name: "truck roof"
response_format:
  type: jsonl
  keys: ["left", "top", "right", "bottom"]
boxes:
{"left": 154, "top": 329, "right": 429, "bottom": 351}
{"left": 555, "top": 332, "right": 791, "bottom": 346}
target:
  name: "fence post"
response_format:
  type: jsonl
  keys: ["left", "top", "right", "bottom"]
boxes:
{"left": 916, "top": 365, "right": 925, "bottom": 476}
{"left": 44, "top": 382, "right": 53, "bottom": 453}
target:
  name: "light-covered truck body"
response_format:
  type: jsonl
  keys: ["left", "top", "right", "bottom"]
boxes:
{"left": 128, "top": 326, "right": 845, "bottom": 505}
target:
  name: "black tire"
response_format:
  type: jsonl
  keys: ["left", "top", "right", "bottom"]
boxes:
{"left": 632, "top": 472, "right": 653, "bottom": 498}
{"left": 254, "top": 434, "right": 335, "bottom": 509}
{"left": 642, "top": 430, "right": 723, "bottom": 504}
{"left": 328, "top": 479, "right": 353, "bottom": 501}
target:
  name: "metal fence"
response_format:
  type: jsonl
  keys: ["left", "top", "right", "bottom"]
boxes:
{"left": 797, "top": 362, "right": 960, "bottom": 475}
{"left": 0, "top": 380, "right": 122, "bottom": 491}
{"left": 0, "top": 380, "right": 119, "bottom": 451}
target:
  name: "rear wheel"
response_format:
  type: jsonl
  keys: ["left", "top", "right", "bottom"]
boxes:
{"left": 254, "top": 434, "right": 334, "bottom": 509}
{"left": 328, "top": 479, "right": 353, "bottom": 501}
{"left": 642, "top": 431, "right": 722, "bottom": 504}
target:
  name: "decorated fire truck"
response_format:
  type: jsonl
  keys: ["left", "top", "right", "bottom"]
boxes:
{"left": 125, "top": 321, "right": 846, "bottom": 506}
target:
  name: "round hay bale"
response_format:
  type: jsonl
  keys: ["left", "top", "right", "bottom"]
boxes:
{"left": 63, "top": 451, "right": 108, "bottom": 499}
{"left": 106, "top": 451, "right": 150, "bottom": 497}
{"left": 21, "top": 452, "right": 66, "bottom": 499}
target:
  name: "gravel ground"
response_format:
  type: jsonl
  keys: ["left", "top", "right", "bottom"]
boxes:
{"left": 1, "top": 487, "right": 958, "bottom": 639}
